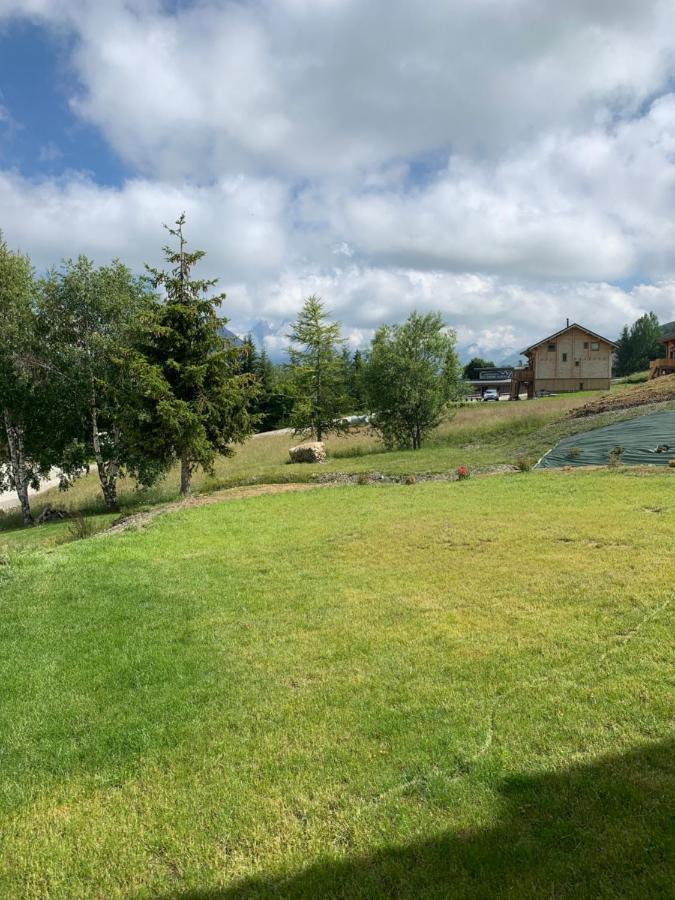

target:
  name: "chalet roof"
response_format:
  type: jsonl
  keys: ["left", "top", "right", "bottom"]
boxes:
{"left": 520, "top": 323, "right": 617, "bottom": 355}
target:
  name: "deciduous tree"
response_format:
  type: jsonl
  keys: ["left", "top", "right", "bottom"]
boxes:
{"left": 365, "top": 311, "right": 463, "bottom": 450}
{"left": 39, "top": 256, "right": 163, "bottom": 511}
{"left": 0, "top": 238, "right": 46, "bottom": 525}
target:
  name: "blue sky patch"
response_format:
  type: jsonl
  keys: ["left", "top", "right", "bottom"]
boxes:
{"left": 0, "top": 19, "right": 126, "bottom": 185}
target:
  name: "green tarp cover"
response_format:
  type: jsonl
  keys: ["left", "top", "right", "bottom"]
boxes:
{"left": 536, "top": 410, "right": 675, "bottom": 468}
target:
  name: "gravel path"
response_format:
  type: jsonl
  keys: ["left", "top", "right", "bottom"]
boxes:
{"left": 0, "top": 470, "right": 62, "bottom": 512}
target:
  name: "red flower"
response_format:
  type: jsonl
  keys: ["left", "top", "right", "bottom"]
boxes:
{"left": 456, "top": 466, "right": 470, "bottom": 480}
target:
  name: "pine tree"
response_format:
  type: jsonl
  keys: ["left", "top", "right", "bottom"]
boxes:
{"left": 350, "top": 349, "right": 367, "bottom": 412}
{"left": 145, "top": 214, "right": 258, "bottom": 494}
{"left": 614, "top": 313, "right": 662, "bottom": 376}
{"left": 287, "top": 295, "right": 349, "bottom": 441}
{"left": 614, "top": 325, "right": 632, "bottom": 376}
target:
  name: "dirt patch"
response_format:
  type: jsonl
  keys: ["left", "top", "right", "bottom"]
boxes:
{"left": 571, "top": 375, "right": 675, "bottom": 418}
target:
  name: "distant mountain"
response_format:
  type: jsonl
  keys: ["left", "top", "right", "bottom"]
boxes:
{"left": 245, "top": 318, "right": 292, "bottom": 361}
{"left": 218, "top": 325, "right": 244, "bottom": 347}
{"left": 660, "top": 321, "right": 675, "bottom": 338}
{"left": 498, "top": 350, "right": 527, "bottom": 367}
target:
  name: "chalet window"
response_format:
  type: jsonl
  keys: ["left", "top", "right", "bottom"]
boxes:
{"left": 575, "top": 360, "right": 580, "bottom": 366}
{"left": 590, "top": 342, "right": 599, "bottom": 351}
{"left": 547, "top": 343, "right": 556, "bottom": 352}
{"left": 583, "top": 342, "right": 589, "bottom": 349}
{"left": 562, "top": 353, "right": 568, "bottom": 361}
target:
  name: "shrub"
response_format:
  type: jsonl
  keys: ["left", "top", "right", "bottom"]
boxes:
{"left": 456, "top": 465, "right": 470, "bottom": 480}
{"left": 356, "top": 473, "right": 370, "bottom": 485}
{"left": 608, "top": 446, "right": 624, "bottom": 467}
{"left": 515, "top": 456, "right": 532, "bottom": 472}
{"left": 67, "top": 512, "right": 95, "bottom": 541}
{"left": 404, "top": 474, "right": 417, "bottom": 485}
{"left": 566, "top": 447, "right": 581, "bottom": 460}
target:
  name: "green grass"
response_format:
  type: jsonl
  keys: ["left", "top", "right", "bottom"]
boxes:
{"left": 0, "top": 470, "right": 672, "bottom": 897}
{"left": 0, "top": 391, "right": 623, "bottom": 543}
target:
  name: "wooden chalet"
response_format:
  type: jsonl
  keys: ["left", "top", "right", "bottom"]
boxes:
{"left": 510, "top": 322, "right": 616, "bottom": 399}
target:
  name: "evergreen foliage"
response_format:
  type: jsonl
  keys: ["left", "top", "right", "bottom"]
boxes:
{"left": 287, "top": 295, "right": 349, "bottom": 440}
{"left": 144, "top": 214, "right": 258, "bottom": 494}
{"left": 614, "top": 313, "right": 662, "bottom": 376}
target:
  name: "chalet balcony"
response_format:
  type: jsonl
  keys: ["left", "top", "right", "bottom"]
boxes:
{"left": 649, "top": 358, "right": 675, "bottom": 379}
{"left": 511, "top": 367, "right": 535, "bottom": 381}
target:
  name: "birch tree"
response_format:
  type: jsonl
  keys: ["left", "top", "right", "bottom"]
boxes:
{"left": 0, "top": 237, "right": 50, "bottom": 525}
{"left": 39, "top": 257, "right": 160, "bottom": 511}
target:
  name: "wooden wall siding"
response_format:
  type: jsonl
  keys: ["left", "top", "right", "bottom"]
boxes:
{"left": 530, "top": 327, "right": 612, "bottom": 389}
{"left": 535, "top": 377, "right": 611, "bottom": 392}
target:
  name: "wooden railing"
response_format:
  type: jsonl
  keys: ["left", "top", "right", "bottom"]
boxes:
{"left": 648, "top": 358, "right": 675, "bottom": 379}
{"left": 650, "top": 358, "right": 675, "bottom": 369}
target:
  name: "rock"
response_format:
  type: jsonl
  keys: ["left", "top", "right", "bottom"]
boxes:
{"left": 289, "top": 442, "right": 326, "bottom": 464}
{"left": 36, "top": 505, "right": 67, "bottom": 524}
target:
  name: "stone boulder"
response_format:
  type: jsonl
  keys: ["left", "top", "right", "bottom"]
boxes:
{"left": 288, "top": 442, "right": 326, "bottom": 464}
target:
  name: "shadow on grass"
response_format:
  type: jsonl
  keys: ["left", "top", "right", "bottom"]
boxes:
{"left": 167, "top": 738, "right": 673, "bottom": 899}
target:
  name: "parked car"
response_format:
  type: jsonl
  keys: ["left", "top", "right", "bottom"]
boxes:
{"left": 482, "top": 388, "right": 500, "bottom": 401}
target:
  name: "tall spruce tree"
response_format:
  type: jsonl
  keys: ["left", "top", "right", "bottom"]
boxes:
{"left": 613, "top": 313, "right": 662, "bottom": 376}
{"left": 614, "top": 325, "right": 632, "bottom": 377}
{"left": 145, "top": 214, "right": 258, "bottom": 494}
{"left": 287, "top": 295, "right": 349, "bottom": 440}
{"left": 349, "top": 349, "right": 367, "bottom": 413}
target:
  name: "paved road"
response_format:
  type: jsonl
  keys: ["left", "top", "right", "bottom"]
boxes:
{"left": 0, "top": 470, "right": 62, "bottom": 511}
{"left": 253, "top": 415, "right": 370, "bottom": 440}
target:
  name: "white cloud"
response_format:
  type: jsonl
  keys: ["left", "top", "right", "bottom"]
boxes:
{"left": 0, "top": 169, "right": 290, "bottom": 282}
{"left": 2, "top": 1, "right": 675, "bottom": 358}
{"left": 4, "top": 0, "right": 674, "bottom": 179}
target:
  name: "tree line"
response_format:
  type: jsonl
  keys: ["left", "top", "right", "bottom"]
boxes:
{"left": 1, "top": 217, "right": 463, "bottom": 526}
{"left": 613, "top": 312, "right": 664, "bottom": 377}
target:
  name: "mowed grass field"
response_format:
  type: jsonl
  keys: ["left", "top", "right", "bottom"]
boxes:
{"left": 0, "top": 470, "right": 673, "bottom": 898}
{"left": 0, "top": 387, "right": 649, "bottom": 544}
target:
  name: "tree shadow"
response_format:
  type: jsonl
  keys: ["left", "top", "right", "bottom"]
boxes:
{"left": 166, "top": 738, "right": 673, "bottom": 899}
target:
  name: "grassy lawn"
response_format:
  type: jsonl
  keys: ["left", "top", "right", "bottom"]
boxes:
{"left": 0, "top": 389, "right": 637, "bottom": 544}
{"left": 0, "top": 470, "right": 672, "bottom": 897}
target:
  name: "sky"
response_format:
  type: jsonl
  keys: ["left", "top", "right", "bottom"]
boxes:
{"left": 2, "top": 0, "right": 675, "bottom": 361}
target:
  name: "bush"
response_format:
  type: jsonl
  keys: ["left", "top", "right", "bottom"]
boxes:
{"left": 67, "top": 512, "right": 95, "bottom": 541}
{"left": 608, "top": 446, "right": 624, "bottom": 467}
{"left": 516, "top": 456, "right": 532, "bottom": 472}
{"left": 456, "top": 465, "right": 470, "bottom": 480}
{"left": 566, "top": 447, "right": 581, "bottom": 460}
{"left": 404, "top": 474, "right": 417, "bottom": 485}
{"left": 356, "top": 473, "right": 370, "bottom": 485}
